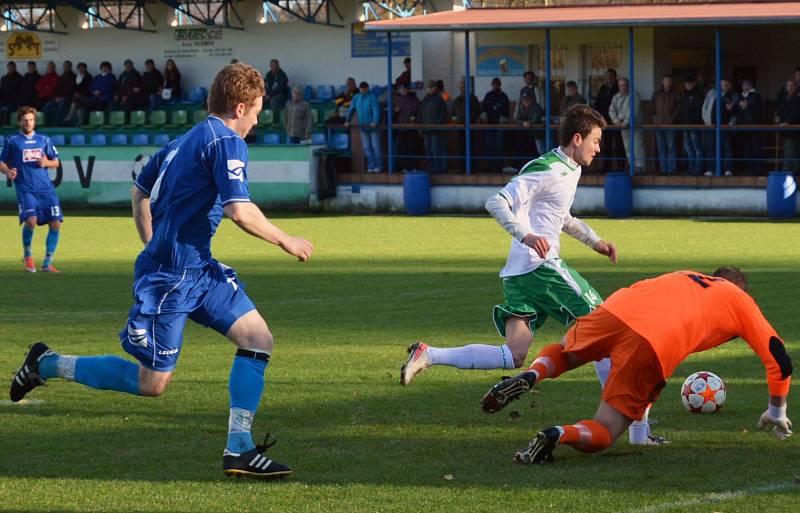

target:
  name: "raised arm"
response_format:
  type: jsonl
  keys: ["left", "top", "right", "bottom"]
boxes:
{"left": 223, "top": 202, "right": 312, "bottom": 262}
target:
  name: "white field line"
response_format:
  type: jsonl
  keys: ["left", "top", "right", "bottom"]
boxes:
{"left": 628, "top": 482, "right": 798, "bottom": 513}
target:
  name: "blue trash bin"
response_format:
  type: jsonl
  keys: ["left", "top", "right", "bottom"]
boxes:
{"left": 766, "top": 171, "right": 797, "bottom": 219}
{"left": 403, "top": 171, "right": 431, "bottom": 216}
{"left": 604, "top": 172, "right": 633, "bottom": 218}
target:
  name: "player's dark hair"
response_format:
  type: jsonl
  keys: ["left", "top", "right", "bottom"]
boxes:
{"left": 559, "top": 104, "right": 606, "bottom": 147}
{"left": 63, "top": 60, "right": 72, "bottom": 67}
{"left": 359, "top": 81, "right": 369, "bottom": 89}
{"left": 566, "top": 80, "right": 577, "bottom": 88}
{"left": 208, "top": 62, "right": 266, "bottom": 116}
{"left": 77, "top": 62, "right": 87, "bottom": 70}
{"left": 16, "top": 105, "right": 36, "bottom": 122}
{"left": 607, "top": 68, "right": 617, "bottom": 75}
{"left": 523, "top": 70, "right": 535, "bottom": 79}
{"left": 100, "top": 61, "right": 112, "bottom": 71}
{"left": 712, "top": 266, "right": 748, "bottom": 292}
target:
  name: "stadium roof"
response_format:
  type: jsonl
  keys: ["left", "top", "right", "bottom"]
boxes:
{"left": 363, "top": 2, "right": 800, "bottom": 31}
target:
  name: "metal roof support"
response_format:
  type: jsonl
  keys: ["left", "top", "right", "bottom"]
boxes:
{"left": 0, "top": 1, "right": 68, "bottom": 34}
{"left": 62, "top": 0, "right": 157, "bottom": 32}
{"left": 160, "top": 0, "right": 244, "bottom": 30}
{"left": 263, "top": 0, "right": 343, "bottom": 27}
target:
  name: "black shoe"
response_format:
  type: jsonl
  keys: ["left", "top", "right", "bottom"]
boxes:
{"left": 481, "top": 371, "right": 537, "bottom": 413}
{"left": 10, "top": 342, "right": 53, "bottom": 402}
{"left": 223, "top": 434, "right": 293, "bottom": 480}
{"left": 514, "top": 427, "right": 561, "bottom": 464}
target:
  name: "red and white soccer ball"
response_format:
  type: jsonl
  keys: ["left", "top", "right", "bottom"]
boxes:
{"left": 681, "top": 371, "right": 726, "bottom": 413}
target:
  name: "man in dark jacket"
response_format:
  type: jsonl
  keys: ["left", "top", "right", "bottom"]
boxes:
{"left": 45, "top": 61, "right": 76, "bottom": 125}
{"left": 482, "top": 77, "right": 510, "bottom": 171}
{"left": 678, "top": 76, "right": 705, "bottom": 175}
{"left": 265, "top": 59, "right": 289, "bottom": 114}
{"left": 117, "top": 59, "right": 146, "bottom": 111}
{"left": 776, "top": 78, "right": 800, "bottom": 172}
{"left": 142, "top": 59, "right": 164, "bottom": 111}
{"left": 736, "top": 79, "right": 763, "bottom": 174}
{"left": 393, "top": 83, "right": 420, "bottom": 171}
{"left": 419, "top": 80, "right": 448, "bottom": 173}
{"left": 593, "top": 68, "right": 621, "bottom": 170}
{"left": 709, "top": 77, "right": 739, "bottom": 176}
{"left": 20, "top": 61, "right": 41, "bottom": 108}
{"left": 0, "top": 61, "right": 24, "bottom": 119}
{"left": 451, "top": 79, "right": 480, "bottom": 124}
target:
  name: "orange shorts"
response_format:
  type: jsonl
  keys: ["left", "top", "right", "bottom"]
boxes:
{"left": 564, "top": 307, "right": 666, "bottom": 421}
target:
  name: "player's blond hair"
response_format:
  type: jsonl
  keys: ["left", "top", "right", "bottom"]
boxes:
{"left": 559, "top": 104, "right": 606, "bottom": 147}
{"left": 207, "top": 62, "right": 265, "bottom": 116}
{"left": 16, "top": 105, "right": 36, "bottom": 122}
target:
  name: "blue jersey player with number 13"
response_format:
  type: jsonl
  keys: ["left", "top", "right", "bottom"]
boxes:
{"left": 0, "top": 105, "right": 62, "bottom": 273}
{"left": 10, "top": 63, "right": 314, "bottom": 479}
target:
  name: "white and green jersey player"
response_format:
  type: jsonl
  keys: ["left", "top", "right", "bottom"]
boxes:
{"left": 400, "top": 105, "right": 658, "bottom": 445}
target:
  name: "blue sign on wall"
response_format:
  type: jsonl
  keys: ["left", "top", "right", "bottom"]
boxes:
{"left": 476, "top": 45, "right": 526, "bottom": 76}
{"left": 351, "top": 23, "right": 410, "bottom": 58}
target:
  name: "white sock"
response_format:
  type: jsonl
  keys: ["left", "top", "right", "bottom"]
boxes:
{"left": 628, "top": 406, "right": 651, "bottom": 444}
{"left": 594, "top": 357, "right": 611, "bottom": 390}
{"left": 427, "top": 344, "right": 515, "bottom": 370}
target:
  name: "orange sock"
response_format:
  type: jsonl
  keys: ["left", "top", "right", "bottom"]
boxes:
{"left": 558, "top": 420, "right": 613, "bottom": 453}
{"left": 526, "top": 343, "right": 569, "bottom": 380}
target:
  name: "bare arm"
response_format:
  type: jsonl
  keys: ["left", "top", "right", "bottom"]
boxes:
{"left": 223, "top": 201, "right": 313, "bottom": 261}
{"left": 0, "top": 161, "right": 15, "bottom": 180}
{"left": 131, "top": 185, "right": 152, "bottom": 245}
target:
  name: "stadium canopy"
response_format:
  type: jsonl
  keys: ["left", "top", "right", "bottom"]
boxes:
{"left": 363, "top": 2, "right": 800, "bottom": 176}
{"left": 363, "top": 2, "right": 800, "bottom": 31}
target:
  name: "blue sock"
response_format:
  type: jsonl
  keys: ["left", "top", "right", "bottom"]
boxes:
{"left": 73, "top": 355, "right": 140, "bottom": 395}
{"left": 227, "top": 353, "right": 268, "bottom": 453}
{"left": 22, "top": 226, "right": 33, "bottom": 258}
{"left": 43, "top": 229, "right": 59, "bottom": 267}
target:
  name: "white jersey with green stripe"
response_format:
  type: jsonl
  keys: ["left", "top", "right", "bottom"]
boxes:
{"left": 496, "top": 147, "right": 581, "bottom": 278}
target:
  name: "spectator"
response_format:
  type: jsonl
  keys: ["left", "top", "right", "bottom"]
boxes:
{"left": 393, "top": 82, "right": 420, "bottom": 171}
{"left": 35, "top": 61, "right": 59, "bottom": 110}
{"left": 678, "top": 75, "right": 705, "bottom": 175}
{"left": 736, "top": 78, "right": 763, "bottom": 174}
{"left": 328, "top": 77, "right": 357, "bottom": 123}
{"left": 696, "top": 69, "right": 710, "bottom": 95}
{"left": 520, "top": 70, "right": 545, "bottom": 154}
{"left": 285, "top": 86, "right": 313, "bottom": 144}
{"left": 419, "top": 80, "right": 448, "bottom": 173}
{"left": 701, "top": 82, "right": 716, "bottom": 175}
{"left": 345, "top": 81, "right": 382, "bottom": 173}
{"left": 609, "top": 77, "right": 644, "bottom": 174}
{"left": 515, "top": 89, "right": 544, "bottom": 162}
{"left": 142, "top": 59, "right": 164, "bottom": 111}
{"left": 482, "top": 77, "right": 510, "bottom": 171}
{"left": 264, "top": 58, "right": 289, "bottom": 114}
{"left": 163, "top": 59, "right": 182, "bottom": 101}
{"left": 89, "top": 61, "right": 116, "bottom": 111}
{"left": 0, "top": 61, "right": 23, "bottom": 110}
{"left": 776, "top": 78, "right": 800, "bottom": 172}
{"left": 395, "top": 57, "right": 411, "bottom": 87}
{"left": 45, "top": 61, "right": 75, "bottom": 126}
{"left": 63, "top": 62, "right": 91, "bottom": 125}
{"left": 776, "top": 67, "right": 800, "bottom": 104}
{"left": 451, "top": 79, "right": 480, "bottom": 123}
{"left": 20, "top": 61, "right": 40, "bottom": 107}
{"left": 117, "top": 59, "right": 145, "bottom": 111}
{"left": 594, "top": 68, "right": 621, "bottom": 170}
{"left": 435, "top": 79, "right": 451, "bottom": 103}
{"left": 559, "top": 80, "right": 586, "bottom": 117}
{"left": 651, "top": 74, "right": 680, "bottom": 174}
{"left": 706, "top": 76, "right": 739, "bottom": 176}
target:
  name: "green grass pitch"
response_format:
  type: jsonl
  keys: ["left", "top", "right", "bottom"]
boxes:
{"left": 1, "top": 213, "right": 798, "bottom": 512}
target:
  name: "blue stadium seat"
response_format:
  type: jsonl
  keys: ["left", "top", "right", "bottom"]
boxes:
{"left": 50, "top": 134, "right": 66, "bottom": 146}
{"left": 70, "top": 134, "right": 86, "bottom": 145}
{"left": 333, "top": 132, "right": 349, "bottom": 151}
{"left": 90, "top": 134, "right": 107, "bottom": 145}
{"left": 316, "top": 85, "right": 335, "bottom": 102}
{"left": 188, "top": 87, "right": 207, "bottom": 103}
{"left": 131, "top": 133, "right": 149, "bottom": 145}
{"left": 152, "top": 133, "right": 170, "bottom": 146}
{"left": 111, "top": 134, "right": 128, "bottom": 145}
{"left": 262, "top": 133, "right": 282, "bottom": 145}
{"left": 302, "top": 85, "right": 313, "bottom": 101}
{"left": 311, "top": 132, "right": 327, "bottom": 145}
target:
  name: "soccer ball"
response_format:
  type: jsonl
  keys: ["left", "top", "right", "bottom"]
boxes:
{"left": 681, "top": 371, "right": 726, "bottom": 413}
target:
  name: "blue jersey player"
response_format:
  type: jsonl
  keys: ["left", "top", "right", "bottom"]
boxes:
{"left": 10, "top": 63, "right": 314, "bottom": 479}
{"left": 0, "top": 106, "right": 62, "bottom": 272}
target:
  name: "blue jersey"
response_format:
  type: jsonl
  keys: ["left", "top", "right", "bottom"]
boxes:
{"left": 0, "top": 132, "right": 59, "bottom": 192}
{"left": 134, "top": 116, "right": 251, "bottom": 270}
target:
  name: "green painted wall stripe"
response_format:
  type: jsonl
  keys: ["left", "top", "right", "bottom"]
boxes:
{"left": 51, "top": 145, "right": 318, "bottom": 162}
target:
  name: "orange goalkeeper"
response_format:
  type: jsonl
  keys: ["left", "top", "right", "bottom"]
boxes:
{"left": 481, "top": 267, "right": 794, "bottom": 464}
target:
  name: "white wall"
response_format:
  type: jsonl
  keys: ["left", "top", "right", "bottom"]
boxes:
{"left": 0, "top": 1, "right": 408, "bottom": 91}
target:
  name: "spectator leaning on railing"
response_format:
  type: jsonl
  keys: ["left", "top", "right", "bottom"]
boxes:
{"left": 737, "top": 78, "right": 763, "bottom": 174}
{"left": 345, "top": 81, "right": 383, "bottom": 174}
{"left": 609, "top": 77, "right": 644, "bottom": 174}
{"left": 651, "top": 74, "right": 680, "bottom": 174}
{"left": 482, "top": 77, "right": 510, "bottom": 172}
{"left": 594, "top": 68, "right": 621, "bottom": 171}
{"left": 520, "top": 70, "right": 546, "bottom": 155}
{"left": 706, "top": 77, "right": 739, "bottom": 176}
{"left": 776, "top": 78, "right": 800, "bottom": 173}
{"left": 678, "top": 75, "right": 705, "bottom": 175}
{"left": 451, "top": 79, "right": 480, "bottom": 124}
{"left": 420, "top": 80, "right": 448, "bottom": 174}
{"left": 285, "top": 86, "right": 313, "bottom": 144}
{"left": 393, "top": 82, "right": 420, "bottom": 172}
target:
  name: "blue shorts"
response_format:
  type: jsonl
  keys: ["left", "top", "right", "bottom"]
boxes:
{"left": 119, "top": 254, "right": 256, "bottom": 371}
{"left": 17, "top": 189, "right": 63, "bottom": 225}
